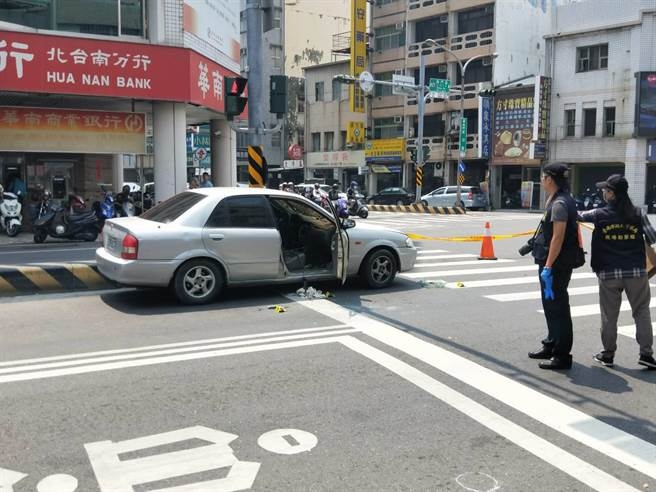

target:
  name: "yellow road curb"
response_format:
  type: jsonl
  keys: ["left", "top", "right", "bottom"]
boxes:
{"left": 0, "top": 264, "right": 113, "bottom": 296}
{"left": 368, "top": 204, "right": 466, "bottom": 214}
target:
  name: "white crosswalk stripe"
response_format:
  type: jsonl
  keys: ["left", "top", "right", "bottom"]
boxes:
{"left": 360, "top": 212, "right": 537, "bottom": 230}
{"left": 404, "top": 246, "right": 656, "bottom": 341}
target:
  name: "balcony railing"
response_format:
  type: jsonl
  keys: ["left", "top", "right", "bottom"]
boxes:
{"left": 407, "top": 37, "right": 448, "bottom": 60}
{"left": 406, "top": 83, "right": 479, "bottom": 106}
{"left": 450, "top": 29, "right": 494, "bottom": 51}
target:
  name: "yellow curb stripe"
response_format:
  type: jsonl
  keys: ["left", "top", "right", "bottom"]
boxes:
{"left": 65, "top": 264, "right": 111, "bottom": 289}
{"left": 368, "top": 204, "right": 466, "bottom": 214}
{"left": 16, "top": 266, "right": 62, "bottom": 290}
{"left": 0, "top": 276, "right": 16, "bottom": 293}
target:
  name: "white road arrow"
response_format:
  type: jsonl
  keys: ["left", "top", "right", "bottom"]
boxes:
{"left": 0, "top": 468, "right": 27, "bottom": 492}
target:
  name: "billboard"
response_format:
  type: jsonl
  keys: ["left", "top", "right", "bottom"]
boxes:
{"left": 491, "top": 87, "right": 536, "bottom": 163}
{"left": 635, "top": 72, "right": 656, "bottom": 137}
{"left": 0, "top": 30, "right": 238, "bottom": 114}
{"left": 349, "top": 0, "right": 367, "bottom": 113}
{"left": 183, "top": 0, "right": 240, "bottom": 74}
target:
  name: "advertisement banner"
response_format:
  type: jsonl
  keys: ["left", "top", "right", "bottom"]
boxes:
{"left": 478, "top": 96, "right": 492, "bottom": 158}
{"left": 364, "top": 139, "right": 405, "bottom": 162}
{"left": 531, "top": 75, "right": 551, "bottom": 159}
{"left": 0, "top": 107, "right": 145, "bottom": 154}
{"left": 520, "top": 181, "right": 534, "bottom": 209}
{"left": 349, "top": 0, "right": 367, "bottom": 113}
{"left": 183, "top": 0, "right": 240, "bottom": 73}
{"left": 635, "top": 72, "right": 656, "bottom": 137}
{"left": 0, "top": 30, "right": 238, "bottom": 114}
{"left": 491, "top": 87, "right": 536, "bottom": 164}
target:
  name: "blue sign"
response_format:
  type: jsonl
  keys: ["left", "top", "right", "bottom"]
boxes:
{"left": 648, "top": 140, "right": 656, "bottom": 162}
{"left": 480, "top": 96, "right": 492, "bottom": 158}
{"left": 458, "top": 161, "right": 466, "bottom": 173}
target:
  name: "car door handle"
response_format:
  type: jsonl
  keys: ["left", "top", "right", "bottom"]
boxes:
{"left": 209, "top": 233, "right": 224, "bottom": 240}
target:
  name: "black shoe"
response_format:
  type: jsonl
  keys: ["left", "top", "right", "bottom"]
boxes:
{"left": 528, "top": 346, "right": 553, "bottom": 359}
{"left": 539, "top": 357, "right": 572, "bottom": 370}
{"left": 638, "top": 354, "right": 656, "bottom": 369}
{"left": 593, "top": 352, "right": 614, "bottom": 367}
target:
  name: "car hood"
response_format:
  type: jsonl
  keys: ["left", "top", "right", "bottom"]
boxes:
{"left": 347, "top": 220, "right": 407, "bottom": 241}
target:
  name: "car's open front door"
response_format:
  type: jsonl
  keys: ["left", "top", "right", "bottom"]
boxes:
{"left": 327, "top": 200, "right": 349, "bottom": 284}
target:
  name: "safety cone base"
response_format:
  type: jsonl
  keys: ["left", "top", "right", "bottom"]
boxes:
{"left": 478, "top": 221, "right": 497, "bottom": 260}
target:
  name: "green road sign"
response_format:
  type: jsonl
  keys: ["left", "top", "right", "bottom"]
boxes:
{"left": 459, "top": 117, "right": 468, "bottom": 158}
{"left": 429, "top": 78, "right": 450, "bottom": 93}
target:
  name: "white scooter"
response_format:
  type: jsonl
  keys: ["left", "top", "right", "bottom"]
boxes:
{"left": 0, "top": 185, "right": 22, "bottom": 237}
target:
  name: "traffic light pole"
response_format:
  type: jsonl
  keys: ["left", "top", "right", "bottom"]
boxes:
{"left": 245, "top": 0, "right": 264, "bottom": 147}
{"left": 414, "top": 47, "right": 427, "bottom": 204}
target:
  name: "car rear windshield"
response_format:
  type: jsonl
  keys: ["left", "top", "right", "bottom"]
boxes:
{"left": 140, "top": 192, "right": 206, "bottom": 223}
{"left": 469, "top": 187, "right": 481, "bottom": 194}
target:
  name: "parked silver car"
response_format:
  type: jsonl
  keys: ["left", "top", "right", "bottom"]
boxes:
{"left": 96, "top": 188, "right": 417, "bottom": 304}
{"left": 421, "top": 185, "right": 487, "bottom": 210}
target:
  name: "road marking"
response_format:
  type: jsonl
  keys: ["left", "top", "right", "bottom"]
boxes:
{"left": 294, "top": 299, "right": 656, "bottom": 484}
{"left": 401, "top": 265, "right": 537, "bottom": 278}
{"left": 416, "top": 254, "right": 478, "bottom": 260}
{"left": 36, "top": 474, "right": 77, "bottom": 492}
{"left": 257, "top": 429, "right": 318, "bottom": 455}
{"left": 0, "top": 467, "right": 28, "bottom": 491}
{"left": 340, "top": 337, "right": 638, "bottom": 492}
{"left": 486, "top": 285, "right": 600, "bottom": 302}
{"left": 0, "top": 328, "right": 358, "bottom": 380}
{"left": 415, "top": 258, "right": 514, "bottom": 268}
{"left": 445, "top": 273, "right": 597, "bottom": 289}
{"left": 0, "top": 246, "right": 97, "bottom": 255}
{"left": 0, "top": 324, "right": 349, "bottom": 368}
{"left": 551, "top": 297, "right": 656, "bottom": 318}
{"left": 416, "top": 249, "right": 448, "bottom": 254}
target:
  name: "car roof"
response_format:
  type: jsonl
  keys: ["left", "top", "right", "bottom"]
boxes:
{"left": 188, "top": 187, "right": 304, "bottom": 199}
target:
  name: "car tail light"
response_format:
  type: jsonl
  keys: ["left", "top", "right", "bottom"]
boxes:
{"left": 121, "top": 234, "right": 139, "bottom": 260}
{"left": 467, "top": 191, "right": 473, "bottom": 200}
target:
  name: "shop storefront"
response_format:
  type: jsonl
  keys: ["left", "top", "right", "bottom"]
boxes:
{"left": 305, "top": 150, "right": 365, "bottom": 189}
{"left": 365, "top": 139, "right": 405, "bottom": 194}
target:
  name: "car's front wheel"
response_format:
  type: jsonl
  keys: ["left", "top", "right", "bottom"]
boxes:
{"left": 395, "top": 200, "right": 404, "bottom": 206}
{"left": 367, "top": 198, "right": 375, "bottom": 205}
{"left": 421, "top": 200, "right": 428, "bottom": 207}
{"left": 173, "top": 259, "right": 224, "bottom": 305}
{"left": 361, "top": 249, "right": 397, "bottom": 288}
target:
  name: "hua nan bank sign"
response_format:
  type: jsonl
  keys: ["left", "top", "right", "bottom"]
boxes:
{"left": 0, "top": 30, "right": 238, "bottom": 114}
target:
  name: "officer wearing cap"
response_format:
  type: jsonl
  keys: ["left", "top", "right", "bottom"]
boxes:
{"left": 528, "top": 162, "right": 580, "bottom": 370}
{"left": 579, "top": 174, "right": 656, "bottom": 370}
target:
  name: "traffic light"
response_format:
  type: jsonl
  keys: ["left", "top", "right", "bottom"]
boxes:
{"left": 479, "top": 88, "right": 496, "bottom": 98}
{"left": 224, "top": 76, "right": 248, "bottom": 120}
{"left": 269, "top": 75, "right": 288, "bottom": 117}
{"left": 422, "top": 145, "right": 431, "bottom": 162}
{"left": 410, "top": 147, "right": 417, "bottom": 163}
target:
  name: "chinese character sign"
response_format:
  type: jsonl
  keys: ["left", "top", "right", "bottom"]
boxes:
{"left": 0, "top": 106, "right": 146, "bottom": 154}
{"left": 478, "top": 96, "right": 492, "bottom": 159}
{"left": 350, "top": 0, "right": 367, "bottom": 113}
{"left": 0, "top": 30, "right": 237, "bottom": 114}
{"left": 492, "top": 87, "right": 535, "bottom": 161}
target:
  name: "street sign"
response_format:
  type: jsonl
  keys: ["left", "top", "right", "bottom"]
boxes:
{"left": 459, "top": 117, "right": 468, "bottom": 158}
{"left": 429, "top": 78, "right": 450, "bottom": 99}
{"left": 287, "top": 143, "right": 302, "bottom": 160}
{"left": 359, "top": 71, "right": 374, "bottom": 93}
{"left": 458, "top": 161, "right": 466, "bottom": 173}
{"left": 392, "top": 74, "right": 416, "bottom": 96}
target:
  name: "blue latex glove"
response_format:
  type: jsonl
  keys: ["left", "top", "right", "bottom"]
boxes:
{"left": 540, "top": 267, "right": 555, "bottom": 300}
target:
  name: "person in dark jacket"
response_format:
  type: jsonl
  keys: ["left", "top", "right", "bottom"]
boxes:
{"left": 528, "top": 162, "right": 580, "bottom": 370}
{"left": 579, "top": 174, "right": 656, "bottom": 370}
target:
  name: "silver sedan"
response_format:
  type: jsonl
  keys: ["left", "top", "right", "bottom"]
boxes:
{"left": 96, "top": 187, "right": 417, "bottom": 304}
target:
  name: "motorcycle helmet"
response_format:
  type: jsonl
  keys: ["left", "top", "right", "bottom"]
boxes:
{"left": 43, "top": 190, "right": 51, "bottom": 200}
{"left": 122, "top": 184, "right": 131, "bottom": 195}
{"left": 332, "top": 183, "right": 339, "bottom": 190}
{"left": 314, "top": 183, "right": 320, "bottom": 188}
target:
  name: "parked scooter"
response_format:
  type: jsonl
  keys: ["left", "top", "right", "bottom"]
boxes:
{"left": 92, "top": 186, "right": 115, "bottom": 228}
{"left": 33, "top": 194, "right": 101, "bottom": 243}
{"left": 0, "top": 185, "right": 23, "bottom": 237}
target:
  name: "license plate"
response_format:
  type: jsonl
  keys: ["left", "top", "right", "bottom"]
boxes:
{"left": 107, "top": 236, "right": 119, "bottom": 250}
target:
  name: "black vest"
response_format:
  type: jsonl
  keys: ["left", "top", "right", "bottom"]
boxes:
{"left": 533, "top": 191, "right": 579, "bottom": 270}
{"left": 590, "top": 206, "right": 644, "bottom": 272}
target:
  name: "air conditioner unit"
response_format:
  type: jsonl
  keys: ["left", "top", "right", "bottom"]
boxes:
{"left": 477, "top": 81, "right": 493, "bottom": 92}
{"left": 394, "top": 115, "right": 404, "bottom": 124}
{"left": 440, "top": 15, "right": 448, "bottom": 23}
{"left": 395, "top": 21, "right": 405, "bottom": 30}
{"left": 482, "top": 57, "right": 493, "bottom": 66}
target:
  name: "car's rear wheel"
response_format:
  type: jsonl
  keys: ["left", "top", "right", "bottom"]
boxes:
{"left": 361, "top": 249, "right": 397, "bottom": 288}
{"left": 173, "top": 259, "right": 224, "bottom": 305}
{"left": 395, "top": 200, "right": 404, "bottom": 206}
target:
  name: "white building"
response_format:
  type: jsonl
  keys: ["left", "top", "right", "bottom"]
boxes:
{"left": 546, "top": 0, "right": 656, "bottom": 205}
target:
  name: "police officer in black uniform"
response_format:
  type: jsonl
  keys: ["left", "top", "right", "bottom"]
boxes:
{"left": 528, "top": 163, "right": 581, "bottom": 370}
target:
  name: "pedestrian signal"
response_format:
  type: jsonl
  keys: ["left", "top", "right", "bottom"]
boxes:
{"left": 225, "top": 76, "right": 248, "bottom": 120}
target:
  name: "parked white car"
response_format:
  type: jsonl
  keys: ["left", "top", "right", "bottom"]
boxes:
{"left": 96, "top": 187, "right": 417, "bottom": 304}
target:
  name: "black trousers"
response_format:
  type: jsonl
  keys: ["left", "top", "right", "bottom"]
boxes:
{"left": 538, "top": 264, "right": 574, "bottom": 358}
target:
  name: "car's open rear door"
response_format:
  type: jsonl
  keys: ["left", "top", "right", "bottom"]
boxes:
{"left": 327, "top": 200, "right": 349, "bottom": 284}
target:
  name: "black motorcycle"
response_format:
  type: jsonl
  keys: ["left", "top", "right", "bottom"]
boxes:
{"left": 33, "top": 199, "right": 101, "bottom": 243}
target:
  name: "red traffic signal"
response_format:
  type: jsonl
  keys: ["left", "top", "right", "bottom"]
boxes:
{"left": 224, "top": 76, "right": 248, "bottom": 120}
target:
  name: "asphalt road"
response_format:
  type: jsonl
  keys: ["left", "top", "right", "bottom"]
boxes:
{"left": 1, "top": 211, "right": 655, "bottom": 491}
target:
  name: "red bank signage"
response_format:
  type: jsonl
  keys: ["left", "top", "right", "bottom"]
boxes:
{"left": 0, "top": 30, "right": 237, "bottom": 113}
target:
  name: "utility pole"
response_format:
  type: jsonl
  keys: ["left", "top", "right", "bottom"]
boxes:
{"left": 415, "top": 48, "right": 426, "bottom": 204}
{"left": 245, "top": 0, "right": 264, "bottom": 147}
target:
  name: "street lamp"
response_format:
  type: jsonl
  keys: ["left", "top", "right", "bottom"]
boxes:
{"left": 419, "top": 38, "right": 497, "bottom": 207}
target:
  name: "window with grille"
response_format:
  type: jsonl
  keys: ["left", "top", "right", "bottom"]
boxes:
{"left": 315, "top": 81, "right": 324, "bottom": 102}
{"left": 373, "top": 118, "right": 403, "bottom": 139}
{"left": 583, "top": 108, "right": 597, "bottom": 136}
{"left": 374, "top": 72, "right": 394, "bottom": 97}
{"left": 374, "top": 25, "right": 406, "bottom": 51}
{"left": 576, "top": 44, "right": 608, "bottom": 73}
{"left": 457, "top": 5, "right": 494, "bottom": 34}
{"left": 325, "top": 132, "right": 334, "bottom": 151}
{"left": 604, "top": 107, "right": 615, "bottom": 136}
{"left": 565, "top": 109, "right": 576, "bottom": 137}
{"left": 312, "top": 133, "right": 321, "bottom": 152}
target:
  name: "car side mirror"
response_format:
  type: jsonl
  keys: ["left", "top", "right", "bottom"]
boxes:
{"left": 341, "top": 218, "right": 356, "bottom": 229}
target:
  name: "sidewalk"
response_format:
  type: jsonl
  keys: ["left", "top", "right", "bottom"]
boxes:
{"left": 0, "top": 230, "right": 101, "bottom": 247}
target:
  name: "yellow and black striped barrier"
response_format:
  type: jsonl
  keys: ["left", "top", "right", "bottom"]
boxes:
{"left": 0, "top": 264, "right": 113, "bottom": 296}
{"left": 368, "top": 204, "right": 466, "bottom": 214}
{"left": 248, "top": 145, "right": 267, "bottom": 188}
